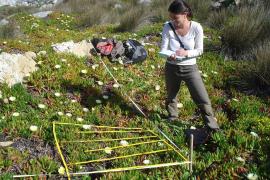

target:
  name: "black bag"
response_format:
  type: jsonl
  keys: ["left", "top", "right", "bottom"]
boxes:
{"left": 91, "top": 38, "right": 147, "bottom": 64}
{"left": 123, "top": 39, "right": 148, "bottom": 64}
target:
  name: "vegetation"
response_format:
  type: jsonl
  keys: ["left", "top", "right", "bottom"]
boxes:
{"left": 0, "top": 0, "right": 269, "bottom": 179}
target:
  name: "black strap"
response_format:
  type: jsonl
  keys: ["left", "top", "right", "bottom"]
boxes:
{"left": 168, "top": 22, "right": 186, "bottom": 50}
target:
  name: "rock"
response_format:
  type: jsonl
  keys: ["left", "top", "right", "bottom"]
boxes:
{"left": 0, "top": 19, "right": 9, "bottom": 26}
{"left": 114, "top": 3, "right": 122, "bottom": 9}
{"left": 0, "top": 141, "right": 13, "bottom": 147}
{"left": 32, "top": 11, "right": 53, "bottom": 18}
{"left": 211, "top": 1, "right": 222, "bottom": 9}
{"left": 234, "top": 0, "right": 240, "bottom": 6}
{"left": 0, "top": 0, "right": 17, "bottom": 7}
{"left": 0, "top": 0, "right": 63, "bottom": 7}
{"left": 25, "top": 51, "right": 37, "bottom": 59}
{"left": 0, "top": 52, "right": 37, "bottom": 87}
{"left": 139, "top": 0, "right": 152, "bottom": 5}
{"left": 52, "top": 40, "right": 94, "bottom": 58}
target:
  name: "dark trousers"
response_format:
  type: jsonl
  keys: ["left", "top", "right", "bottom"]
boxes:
{"left": 165, "top": 62, "right": 219, "bottom": 130}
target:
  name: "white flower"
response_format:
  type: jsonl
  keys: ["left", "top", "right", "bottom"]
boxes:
{"left": 54, "top": 92, "right": 61, "bottom": 97}
{"left": 55, "top": 64, "right": 61, "bottom": 69}
{"left": 247, "top": 173, "right": 258, "bottom": 180}
{"left": 202, "top": 73, "right": 208, "bottom": 78}
{"left": 37, "top": 61, "right": 43, "bottom": 65}
{"left": 211, "top": 71, "right": 218, "bottom": 74}
{"left": 143, "top": 159, "right": 150, "bottom": 165}
{"left": 67, "top": 63, "right": 71, "bottom": 67}
{"left": 1, "top": 116, "right": 5, "bottom": 120}
{"left": 3, "top": 98, "right": 9, "bottom": 104}
{"left": 190, "top": 126, "right": 196, "bottom": 130}
{"left": 82, "top": 124, "right": 92, "bottom": 130}
{"left": 37, "top": 51, "right": 46, "bottom": 56}
{"left": 150, "top": 65, "right": 155, "bottom": 69}
{"left": 102, "top": 95, "right": 109, "bottom": 100}
{"left": 232, "top": 98, "right": 239, "bottom": 102}
{"left": 118, "top": 59, "right": 123, "bottom": 65}
{"left": 113, "top": 83, "right": 120, "bottom": 88}
{"left": 76, "top": 117, "right": 84, "bottom": 122}
{"left": 38, "top": 104, "right": 46, "bottom": 109}
{"left": 57, "top": 112, "right": 64, "bottom": 116}
{"left": 29, "top": 125, "right": 38, "bottom": 132}
{"left": 66, "top": 113, "right": 72, "bottom": 117}
{"left": 12, "top": 112, "right": 20, "bottom": 117}
{"left": 177, "top": 103, "right": 183, "bottom": 108}
{"left": 58, "top": 166, "right": 65, "bottom": 175}
{"left": 83, "top": 108, "right": 89, "bottom": 112}
{"left": 250, "top": 131, "right": 259, "bottom": 138}
{"left": 96, "top": 99, "right": 102, "bottom": 104}
{"left": 3, "top": 41, "right": 7, "bottom": 45}
{"left": 92, "top": 64, "right": 99, "bottom": 70}
{"left": 155, "top": 85, "right": 160, "bottom": 91}
{"left": 71, "top": 99, "right": 77, "bottom": 103}
{"left": 236, "top": 157, "right": 245, "bottom": 163}
{"left": 120, "top": 140, "right": 129, "bottom": 146}
{"left": 97, "top": 81, "right": 104, "bottom": 86}
{"left": 91, "top": 107, "right": 95, "bottom": 111}
{"left": 104, "top": 147, "right": 112, "bottom": 154}
{"left": 113, "top": 67, "right": 118, "bottom": 71}
{"left": 61, "top": 58, "right": 67, "bottom": 62}
{"left": 9, "top": 96, "right": 16, "bottom": 102}
{"left": 81, "top": 69, "right": 88, "bottom": 74}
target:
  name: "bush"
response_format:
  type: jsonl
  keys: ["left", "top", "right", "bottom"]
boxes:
{"left": 207, "top": 8, "right": 234, "bottom": 29}
{"left": 0, "top": 21, "right": 17, "bottom": 38}
{"left": 116, "top": 6, "right": 145, "bottom": 32}
{"left": 54, "top": 0, "right": 119, "bottom": 27}
{"left": 252, "top": 41, "right": 270, "bottom": 87}
{"left": 0, "top": 5, "right": 33, "bottom": 19}
{"left": 221, "top": 5, "right": 268, "bottom": 58}
{"left": 187, "top": 0, "right": 212, "bottom": 21}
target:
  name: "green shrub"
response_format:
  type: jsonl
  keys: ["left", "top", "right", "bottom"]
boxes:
{"left": 187, "top": 0, "right": 212, "bottom": 21}
{"left": 0, "top": 5, "right": 33, "bottom": 19}
{"left": 221, "top": 5, "right": 268, "bottom": 58}
{"left": 252, "top": 41, "right": 270, "bottom": 87}
{"left": 116, "top": 6, "right": 146, "bottom": 32}
{"left": 0, "top": 21, "right": 17, "bottom": 39}
{"left": 207, "top": 8, "right": 233, "bottom": 29}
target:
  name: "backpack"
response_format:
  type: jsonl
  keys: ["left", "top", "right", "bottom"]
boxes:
{"left": 91, "top": 38, "right": 147, "bottom": 64}
{"left": 123, "top": 39, "right": 148, "bottom": 64}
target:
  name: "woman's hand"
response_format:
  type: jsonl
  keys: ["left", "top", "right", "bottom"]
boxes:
{"left": 168, "top": 54, "right": 176, "bottom": 61}
{"left": 176, "top": 48, "right": 188, "bottom": 57}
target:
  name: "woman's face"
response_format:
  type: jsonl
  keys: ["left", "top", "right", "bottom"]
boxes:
{"left": 169, "top": 12, "right": 187, "bottom": 27}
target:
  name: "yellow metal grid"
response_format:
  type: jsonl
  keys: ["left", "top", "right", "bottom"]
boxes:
{"left": 53, "top": 122, "right": 190, "bottom": 179}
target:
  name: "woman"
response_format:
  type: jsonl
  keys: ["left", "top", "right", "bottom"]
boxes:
{"left": 161, "top": 0, "right": 220, "bottom": 131}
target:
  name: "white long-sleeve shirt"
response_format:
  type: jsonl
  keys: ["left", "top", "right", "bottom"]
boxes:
{"left": 161, "top": 21, "right": 204, "bottom": 65}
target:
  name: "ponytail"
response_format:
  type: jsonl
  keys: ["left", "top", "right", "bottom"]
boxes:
{"left": 182, "top": 1, "right": 193, "bottom": 18}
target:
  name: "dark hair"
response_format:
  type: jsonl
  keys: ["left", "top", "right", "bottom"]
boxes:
{"left": 168, "top": 0, "right": 193, "bottom": 18}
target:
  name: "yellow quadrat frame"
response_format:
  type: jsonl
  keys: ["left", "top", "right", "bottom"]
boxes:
{"left": 53, "top": 122, "right": 194, "bottom": 179}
